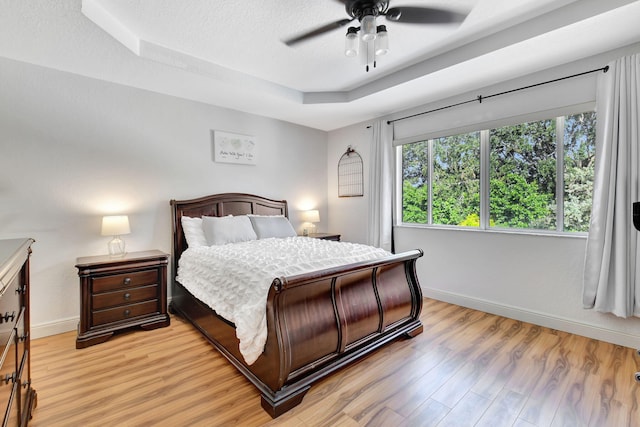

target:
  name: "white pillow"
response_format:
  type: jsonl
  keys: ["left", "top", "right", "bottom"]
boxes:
{"left": 181, "top": 216, "right": 207, "bottom": 248}
{"left": 249, "top": 215, "right": 297, "bottom": 239}
{"left": 202, "top": 215, "right": 257, "bottom": 245}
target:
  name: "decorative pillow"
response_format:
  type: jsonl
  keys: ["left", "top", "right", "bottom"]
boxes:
{"left": 202, "top": 215, "right": 257, "bottom": 246}
{"left": 249, "top": 215, "right": 297, "bottom": 239}
{"left": 181, "top": 216, "right": 207, "bottom": 248}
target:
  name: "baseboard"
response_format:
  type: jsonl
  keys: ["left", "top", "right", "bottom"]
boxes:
{"left": 32, "top": 317, "right": 78, "bottom": 340}
{"left": 424, "top": 288, "right": 640, "bottom": 350}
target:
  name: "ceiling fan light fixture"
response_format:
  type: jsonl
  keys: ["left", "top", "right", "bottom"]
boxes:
{"left": 344, "top": 27, "right": 359, "bottom": 57}
{"left": 375, "top": 25, "right": 389, "bottom": 55}
{"left": 360, "top": 14, "right": 377, "bottom": 41}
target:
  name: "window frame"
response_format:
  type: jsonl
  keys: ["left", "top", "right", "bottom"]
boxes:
{"left": 395, "top": 107, "right": 595, "bottom": 236}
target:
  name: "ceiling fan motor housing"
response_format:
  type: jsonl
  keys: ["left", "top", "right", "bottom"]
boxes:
{"left": 345, "top": 0, "right": 389, "bottom": 20}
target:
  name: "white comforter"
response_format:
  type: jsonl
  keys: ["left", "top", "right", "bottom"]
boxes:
{"left": 176, "top": 237, "right": 390, "bottom": 365}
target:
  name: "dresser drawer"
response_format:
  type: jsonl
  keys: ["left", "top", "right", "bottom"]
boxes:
{"left": 92, "top": 269, "right": 159, "bottom": 293}
{"left": 0, "top": 280, "right": 20, "bottom": 373}
{"left": 0, "top": 276, "right": 20, "bottom": 324}
{"left": 1, "top": 382, "right": 18, "bottom": 427}
{"left": 92, "top": 285, "right": 158, "bottom": 310}
{"left": 0, "top": 324, "right": 13, "bottom": 373}
{"left": 0, "top": 328, "right": 16, "bottom": 418}
{"left": 0, "top": 309, "right": 15, "bottom": 372}
{"left": 92, "top": 300, "right": 159, "bottom": 327}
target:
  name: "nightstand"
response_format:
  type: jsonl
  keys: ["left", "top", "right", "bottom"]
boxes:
{"left": 75, "top": 250, "right": 170, "bottom": 349}
{"left": 306, "top": 233, "right": 341, "bottom": 241}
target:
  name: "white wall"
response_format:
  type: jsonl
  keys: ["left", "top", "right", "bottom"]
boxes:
{"left": 327, "top": 125, "right": 372, "bottom": 243}
{"left": 0, "top": 57, "right": 328, "bottom": 338}
{"left": 327, "top": 48, "right": 640, "bottom": 349}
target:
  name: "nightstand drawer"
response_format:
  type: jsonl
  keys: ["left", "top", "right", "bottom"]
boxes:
{"left": 92, "top": 285, "right": 159, "bottom": 310}
{"left": 92, "top": 269, "right": 159, "bottom": 293}
{"left": 92, "top": 300, "right": 158, "bottom": 326}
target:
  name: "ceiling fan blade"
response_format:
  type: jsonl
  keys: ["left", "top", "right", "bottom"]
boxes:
{"left": 284, "top": 18, "right": 353, "bottom": 46}
{"left": 385, "top": 7, "right": 466, "bottom": 24}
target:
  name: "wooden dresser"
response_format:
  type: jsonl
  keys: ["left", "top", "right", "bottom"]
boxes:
{"left": 75, "top": 250, "right": 170, "bottom": 349}
{"left": 0, "top": 238, "right": 37, "bottom": 426}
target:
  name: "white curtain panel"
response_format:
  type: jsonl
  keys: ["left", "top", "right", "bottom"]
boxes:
{"left": 368, "top": 120, "right": 394, "bottom": 252}
{"left": 583, "top": 54, "right": 640, "bottom": 317}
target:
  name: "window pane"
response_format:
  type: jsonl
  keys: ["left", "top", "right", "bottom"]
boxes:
{"left": 402, "top": 141, "right": 428, "bottom": 224}
{"left": 489, "top": 120, "right": 556, "bottom": 229}
{"left": 564, "top": 112, "right": 595, "bottom": 232}
{"left": 432, "top": 132, "right": 480, "bottom": 226}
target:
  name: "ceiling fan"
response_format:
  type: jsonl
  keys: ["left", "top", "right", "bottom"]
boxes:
{"left": 283, "top": 0, "right": 466, "bottom": 46}
{"left": 283, "top": 0, "right": 467, "bottom": 71}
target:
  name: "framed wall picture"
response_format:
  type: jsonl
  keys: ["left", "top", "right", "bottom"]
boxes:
{"left": 212, "top": 130, "right": 257, "bottom": 165}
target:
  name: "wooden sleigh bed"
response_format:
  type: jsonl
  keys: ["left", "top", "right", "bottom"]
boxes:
{"left": 169, "top": 193, "right": 424, "bottom": 417}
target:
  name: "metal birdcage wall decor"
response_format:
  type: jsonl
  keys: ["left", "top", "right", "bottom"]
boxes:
{"left": 338, "top": 146, "right": 364, "bottom": 197}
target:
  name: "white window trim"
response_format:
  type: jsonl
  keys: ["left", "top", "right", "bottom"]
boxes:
{"left": 395, "top": 106, "right": 595, "bottom": 235}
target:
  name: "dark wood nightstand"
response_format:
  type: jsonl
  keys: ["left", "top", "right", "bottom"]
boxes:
{"left": 75, "top": 250, "right": 170, "bottom": 349}
{"left": 306, "top": 233, "right": 341, "bottom": 241}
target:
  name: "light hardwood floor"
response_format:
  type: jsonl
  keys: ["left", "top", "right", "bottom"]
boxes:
{"left": 29, "top": 299, "right": 640, "bottom": 426}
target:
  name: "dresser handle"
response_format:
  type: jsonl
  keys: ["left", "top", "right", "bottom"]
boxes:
{"left": 124, "top": 309, "right": 131, "bottom": 317}
{"left": 0, "top": 312, "right": 15, "bottom": 324}
{"left": 123, "top": 293, "right": 131, "bottom": 301}
{"left": 3, "top": 373, "right": 15, "bottom": 384}
{"left": 19, "top": 332, "right": 28, "bottom": 342}
{"left": 123, "top": 277, "right": 131, "bottom": 286}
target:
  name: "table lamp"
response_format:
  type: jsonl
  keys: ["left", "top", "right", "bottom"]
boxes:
{"left": 101, "top": 215, "right": 130, "bottom": 256}
{"left": 301, "top": 209, "right": 320, "bottom": 236}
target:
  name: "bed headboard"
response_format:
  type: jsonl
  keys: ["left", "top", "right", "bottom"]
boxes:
{"left": 169, "top": 193, "right": 289, "bottom": 278}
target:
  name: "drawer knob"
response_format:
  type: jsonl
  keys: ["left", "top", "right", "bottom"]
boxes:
{"left": 123, "top": 293, "right": 131, "bottom": 301}
{"left": 124, "top": 309, "right": 131, "bottom": 317}
{"left": 123, "top": 277, "right": 131, "bottom": 285}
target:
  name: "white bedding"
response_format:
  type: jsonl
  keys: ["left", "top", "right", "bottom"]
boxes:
{"left": 176, "top": 236, "right": 390, "bottom": 365}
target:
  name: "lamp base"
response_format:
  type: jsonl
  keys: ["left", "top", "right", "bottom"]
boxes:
{"left": 302, "top": 223, "right": 317, "bottom": 237}
{"left": 108, "top": 236, "right": 126, "bottom": 257}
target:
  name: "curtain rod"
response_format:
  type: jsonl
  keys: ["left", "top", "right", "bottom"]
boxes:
{"left": 387, "top": 65, "right": 609, "bottom": 125}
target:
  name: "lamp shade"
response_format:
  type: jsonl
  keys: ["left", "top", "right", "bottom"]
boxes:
{"left": 301, "top": 210, "right": 320, "bottom": 223}
{"left": 360, "top": 14, "right": 377, "bottom": 41}
{"left": 375, "top": 25, "right": 389, "bottom": 55}
{"left": 344, "top": 27, "right": 359, "bottom": 57}
{"left": 101, "top": 215, "right": 131, "bottom": 236}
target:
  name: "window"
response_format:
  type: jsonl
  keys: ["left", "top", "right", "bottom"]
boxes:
{"left": 490, "top": 119, "right": 557, "bottom": 230}
{"left": 563, "top": 112, "right": 596, "bottom": 232}
{"left": 399, "top": 111, "right": 596, "bottom": 233}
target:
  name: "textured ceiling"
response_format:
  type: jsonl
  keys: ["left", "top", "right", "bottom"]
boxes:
{"left": 2, "top": 0, "right": 640, "bottom": 131}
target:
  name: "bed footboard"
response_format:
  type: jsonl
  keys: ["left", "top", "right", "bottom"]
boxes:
{"left": 258, "top": 249, "right": 423, "bottom": 416}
